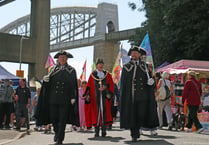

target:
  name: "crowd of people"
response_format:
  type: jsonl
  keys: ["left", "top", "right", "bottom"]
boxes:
{"left": 0, "top": 78, "right": 31, "bottom": 134}
{"left": 0, "top": 46, "right": 206, "bottom": 144}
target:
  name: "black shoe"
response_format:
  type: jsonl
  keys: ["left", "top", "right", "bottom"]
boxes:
{"left": 102, "top": 131, "right": 106, "bottom": 137}
{"left": 168, "top": 126, "right": 172, "bottom": 130}
{"left": 132, "top": 137, "right": 137, "bottom": 142}
{"left": 54, "top": 134, "right": 58, "bottom": 142}
{"left": 94, "top": 127, "right": 99, "bottom": 137}
{"left": 14, "top": 128, "right": 20, "bottom": 131}
{"left": 95, "top": 132, "right": 99, "bottom": 137}
{"left": 55, "top": 141, "right": 63, "bottom": 144}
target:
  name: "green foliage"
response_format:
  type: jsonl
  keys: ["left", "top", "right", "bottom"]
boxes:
{"left": 129, "top": 0, "right": 209, "bottom": 66}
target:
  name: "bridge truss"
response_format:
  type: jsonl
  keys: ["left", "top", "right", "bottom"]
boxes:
{"left": 0, "top": 6, "right": 97, "bottom": 51}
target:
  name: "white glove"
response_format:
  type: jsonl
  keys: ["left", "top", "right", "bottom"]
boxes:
{"left": 71, "top": 99, "right": 76, "bottom": 105}
{"left": 43, "top": 75, "right": 50, "bottom": 82}
{"left": 147, "top": 78, "right": 154, "bottom": 86}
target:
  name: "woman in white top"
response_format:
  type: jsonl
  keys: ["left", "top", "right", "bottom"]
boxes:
{"left": 157, "top": 71, "right": 175, "bottom": 130}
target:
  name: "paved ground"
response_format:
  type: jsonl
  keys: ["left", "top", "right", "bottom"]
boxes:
{"left": 0, "top": 128, "right": 26, "bottom": 145}
{"left": 1, "top": 121, "right": 209, "bottom": 145}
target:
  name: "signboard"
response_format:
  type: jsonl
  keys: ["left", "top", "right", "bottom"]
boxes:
{"left": 16, "top": 70, "right": 24, "bottom": 78}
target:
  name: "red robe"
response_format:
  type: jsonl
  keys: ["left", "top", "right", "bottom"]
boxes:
{"left": 84, "top": 70, "right": 114, "bottom": 128}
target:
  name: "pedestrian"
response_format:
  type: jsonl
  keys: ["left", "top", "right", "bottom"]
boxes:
{"left": 1, "top": 79, "right": 15, "bottom": 129}
{"left": 9, "top": 80, "right": 16, "bottom": 128}
{"left": 30, "top": 87, "right": 42, "bottom": 131}
{"left": 36, "top": 50, "right": 79, "bottom": 144}
{"left": 14, "top": 78, "right": 31, "bottom": 133}
{"left": 78, "top": 80, "right": 87, "bottom": 131}
{"left": 139, "top": 53, "right": 159, "bottom": 135}
{"left": 182, "top": 71, "right": 204, "bottom": 133}
{"left": 157, "top": 71, "right": 175, "bottom": 130}
{"left": 83, "top": 58, "right": 114, "bottom": 137}
{"left": 120, "top": 46, "right": 159, "bottom": 142}
{"left": 0, "top": 79, "right": 6, "bottom": 129}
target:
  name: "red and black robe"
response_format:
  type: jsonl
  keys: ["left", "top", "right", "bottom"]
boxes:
{"left": 83, "top": 70, "right": 114, "bottom": 128}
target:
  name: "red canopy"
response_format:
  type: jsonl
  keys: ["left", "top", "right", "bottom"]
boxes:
{"left": 156, "top": 59, "right": 209, "bottom": 74}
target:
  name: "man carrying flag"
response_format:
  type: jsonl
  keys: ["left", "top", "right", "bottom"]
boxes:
{"left": 120, "top": 45, "right": 159, "bottom": 142}
{"left": 139, "top": 32, "right": 159, "bottom": 135}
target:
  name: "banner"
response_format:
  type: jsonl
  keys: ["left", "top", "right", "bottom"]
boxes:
{"left": 140, "top": 32, "right": 155, "bottom": 72}
{"left": 80, "top": 60, "right": 87, "bottom": 81}
{"left": 45, "top": 54, "right": 55, "bottom": 69}
{"left": 45, "top": 54, "right": 55, "bottom": 73}
{"left": 112, "top": 45, "right": 122, "bottom": 86}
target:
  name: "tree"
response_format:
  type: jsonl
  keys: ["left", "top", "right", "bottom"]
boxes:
{"left": 129, "top": 0, "right": 209, "bottom": 66}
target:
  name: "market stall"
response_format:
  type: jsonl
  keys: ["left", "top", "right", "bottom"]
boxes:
{"left": 156, "top": 59, "right": 209, "bottom": 132}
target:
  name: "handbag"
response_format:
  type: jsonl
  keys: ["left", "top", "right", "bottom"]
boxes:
{"left": 156, "top": 79, "right": 171, "bottom": 101}
{"left": 163, "top": 79, "right": 172, "bottom": 101}
{"left": 156, "top": 85, "right": 166, "bottom": 101}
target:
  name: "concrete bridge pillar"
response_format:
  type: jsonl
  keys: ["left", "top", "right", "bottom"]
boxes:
{"left": 94, "top": 3, "right": 120, "bottom": 72}
{"left": 29, "top": 0, "right": 50, "bottom": 80}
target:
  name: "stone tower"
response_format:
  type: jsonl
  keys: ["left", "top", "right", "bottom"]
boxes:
{"left": 94, "top": 3, "right": 120, "bottom": 72}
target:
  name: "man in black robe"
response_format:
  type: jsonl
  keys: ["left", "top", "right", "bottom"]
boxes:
{"left": 120, "top": 46, "right": 159, "bottom": 142}
{"left": 36, "top": 50, "right": 79, "bottom": 145}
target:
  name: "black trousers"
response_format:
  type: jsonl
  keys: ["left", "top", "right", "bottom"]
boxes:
{"left": 1, "top": 102, "right": 12, "bottom": 127}
{"left": 0, "top": 103, "right": 3, "bottom": 127}
{"left": 111, "top": 106, "right": 118, "bottom": 119}
{"left": 15, "top": 104, "right": 29, "bottom": 130}
{"left": 0, "top": 103, "right": 11, "bottom": 127}
{"left": 186, "top": 105, "right": 202, "bottom": 130}
{"left": 49, "top": 104, "right": 69, "bottom": 142}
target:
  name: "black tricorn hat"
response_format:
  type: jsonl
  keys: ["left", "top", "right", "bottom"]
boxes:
{"left": 96, "top": 58, "right": 104, "bottom": 65}
{"left": 54, "top": 50, "right": 73, "bottom": 58}
{"left": 128, "top": 46, "right": 147, "bottom": 56}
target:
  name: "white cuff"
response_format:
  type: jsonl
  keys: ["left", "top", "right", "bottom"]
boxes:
{"left": 71, "top": 99, "right": 76, "bottom": 105}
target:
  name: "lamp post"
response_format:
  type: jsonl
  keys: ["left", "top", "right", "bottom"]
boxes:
{"left": 19, "top": 36, "right": 28, "bottom": 70}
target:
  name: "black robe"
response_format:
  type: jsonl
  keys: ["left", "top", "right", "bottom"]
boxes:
{"left": 35, "top": 64, "right": 80, "bottom": 126}
{"left": 120, "top": 59, "right": 159, "bottom": 129}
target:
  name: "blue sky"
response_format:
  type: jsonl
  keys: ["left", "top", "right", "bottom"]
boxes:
{"left": 0, "top": 0, "right": 146, "bottom": 80}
